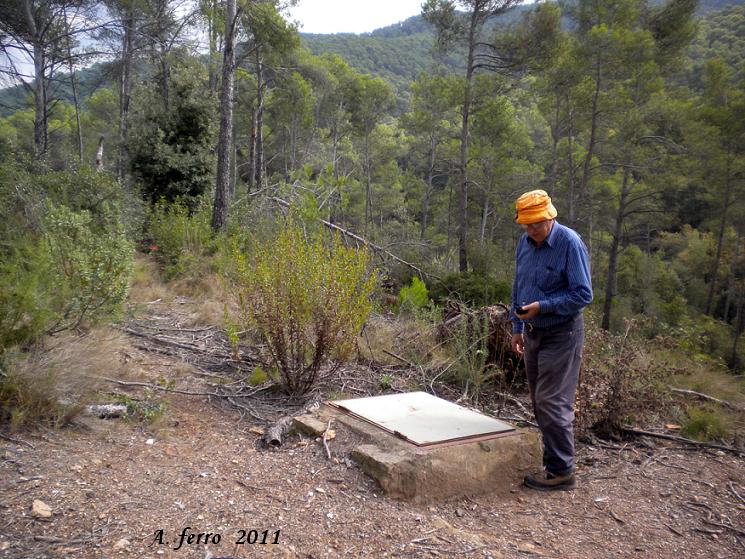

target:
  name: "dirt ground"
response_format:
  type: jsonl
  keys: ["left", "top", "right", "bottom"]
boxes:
{"left": 1, "top": 299, "right": 744, "bottom": 559}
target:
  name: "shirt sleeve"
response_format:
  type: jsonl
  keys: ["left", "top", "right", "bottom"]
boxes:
{"left": 538, "top": 237, "right": 593, "bottom": 316}
{"left": 511, "top": 242, "right": 524, "bottom": 334}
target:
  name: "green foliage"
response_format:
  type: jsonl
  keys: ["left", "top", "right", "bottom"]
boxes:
{"left": 445, "top": 313, "right": 495, "bottom": 403}
{"left": 398, "top": 276, "right": 429, "bottom": 313}
{"left": 227, "top": 223, "right": 377, "bottom": 396}
{"left": 128, "top": 60, "right": 216, "bottom": 207}
{"left": 681, "top": 407, "right": 729, "bottom": 441}
{"left": 0, "top": 164, "right": 134, "bottom": 350}
{"left": 43, "top": 204, "right": 133, "bottom": 334}
{"left": 430, "top": 272, "right": 511, "bottom": 307}
{"left": 114, "top": 389, "right": 167, "bottom": 424}
{"left": 147, "top": 199, "right": 213, "bottom": 279}
{"left": 0, "top": 356, "right": 82, "bottom": 430}
{"left": 579, "top": 321, "right": 671, "bottom": 436}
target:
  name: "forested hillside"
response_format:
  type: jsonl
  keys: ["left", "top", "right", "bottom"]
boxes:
{"left": 0, "top": 0, "right": 744, "bottom": 437}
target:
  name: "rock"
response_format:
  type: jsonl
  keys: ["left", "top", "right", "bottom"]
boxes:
{"left": 31, "top": 499, "right": 52, "bottom": 518}
{"left": 113, "top": 538, "right": 130, "bottom": 550}
{"left": 145, "top": 438, "right": 155, "bottom": 445}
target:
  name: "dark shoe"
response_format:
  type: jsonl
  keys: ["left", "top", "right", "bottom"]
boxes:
{"left": 523, "top": 471, "right": 576, "bottom": 491}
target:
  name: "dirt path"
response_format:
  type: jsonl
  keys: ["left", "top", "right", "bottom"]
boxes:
{"left": 1, "top": 300, "right": 744, "bottom": 559}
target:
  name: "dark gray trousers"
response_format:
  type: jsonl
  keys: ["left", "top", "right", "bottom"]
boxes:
{"left": 523, "top": 315, "right": 584, "bottom": 477}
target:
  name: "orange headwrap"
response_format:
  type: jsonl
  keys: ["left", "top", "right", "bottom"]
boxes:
{"left": 514, "top": 190, "right": 558, "bottom": 225}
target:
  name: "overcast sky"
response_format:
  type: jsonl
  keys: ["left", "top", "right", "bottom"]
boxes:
{"left": 285, "top": 0, "right": 428, "bottom": 34}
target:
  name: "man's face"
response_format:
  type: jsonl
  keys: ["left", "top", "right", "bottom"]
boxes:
{"left": 522, "top": 219, "right": 553, "bottom": 244}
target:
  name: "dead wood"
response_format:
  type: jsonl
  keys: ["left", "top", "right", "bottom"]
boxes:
{"left": 437, "top": 301, "right": 518, "bottom": 373}
{"left": 261, "top": 395, "right": 321, "bottom": 448}
{"left": 669, "top": 387, "right": 745, "bottom": 411}
{"left": 322, "top": 419, "right": 333, "bottom": 460}
{"left": 621, "top": 427, "right": 744, "bottom": 456}
{"left": 271, "top": 196, "right": 438, "bottom": 280}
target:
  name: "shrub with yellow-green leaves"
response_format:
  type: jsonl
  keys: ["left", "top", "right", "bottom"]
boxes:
{"left": 228, "top": 225, "right": 376, "bottom": 396}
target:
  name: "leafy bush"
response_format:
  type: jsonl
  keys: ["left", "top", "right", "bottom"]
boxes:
{"left": 578, "top": 319, "right": 671, "bottom": 436}
{"left": 398, "top": 276, "right": 429, "bottom": 313}
{"left": 681, "top": 407, "right": 729, "bottom": 441}
{"left": 147, "top": 199, "right": 213, "bottom": 279}
{"left": 43, "top": 204, "right": 133, "bottom": 334}
{"left": 430, "top": 272, "right": 511, "bottom": 307}
{"left": 227, "top": 224, "right": 376, "bottom": 396}
{"left": 445, "top": 313, "right": 496, "bottom": 404}
{"left": 0, "top": 330, "right": 125, "bottom": 430}
{"left": 0, "top": 237, "right": 52, "bottom": 349}
{"left": 0, "top": 204, "right": 133, "bottom": 349}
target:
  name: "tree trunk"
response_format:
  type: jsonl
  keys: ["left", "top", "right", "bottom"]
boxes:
{"left": 118, "top": 10, "right": 134, "bottom": 181}
{"left": 601, "top": 168, "right": 630, "bottom": 331}
{"left": 211, "top": 0, "right": 237, "bottom": 232}
{"left": 457, "top": 11, "right": 478, "bottom": 273}
{"left": 729, "top": 297, "right": 744, "bottom": 369}
{"left": 32, "top": 41, "right": 47, "bottom": 160}
{"left": 254, "top": 54, "right": 265, "bottom": 189}
{"left": 548, "top": 91, "right": 561, "bottom": 195}
{"left": 421, "top": 134, "right": 436, "bottom": 239}
{"left": 64, "top": 8, "right": 83, "bottom": 165}
{"left": 96, "top": 136, "right": 104, "bottom": 170}
{"left": 578, "top": 60, "right": 602, "bottom": 228}
{"left": 567, "top": 99, "right": 576, "bottom": 226}
{"left": 705, "top": 154, "right": 732, "bottom": 316}
{"left": 363, "top": 131, "right": 371, "bottom": 235}
{"left": 480, "top": 194, "right": 489, "bottom": 245}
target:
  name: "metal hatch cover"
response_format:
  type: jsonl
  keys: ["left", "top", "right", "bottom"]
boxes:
{"left": 328, "top": 391, "right": 514, "bottom": 446}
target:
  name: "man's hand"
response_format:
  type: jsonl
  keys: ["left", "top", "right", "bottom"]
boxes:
{"left": 511, "top": 333, "right": 524, "bottom": 355}
{"left": 515, "top": 301, "right": 540, "bottom": 319}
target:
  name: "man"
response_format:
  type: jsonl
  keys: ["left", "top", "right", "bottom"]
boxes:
{"left": 510, "top": 190, "right": 593, "bottom": 491}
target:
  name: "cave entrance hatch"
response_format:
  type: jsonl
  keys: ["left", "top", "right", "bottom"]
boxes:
{"left": 327, "top": 391, "right": 514, "bottom": 448}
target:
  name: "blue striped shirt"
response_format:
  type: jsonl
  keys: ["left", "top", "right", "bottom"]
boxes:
{"left": 511, "top": 221, "right": 593, "bottom": 333}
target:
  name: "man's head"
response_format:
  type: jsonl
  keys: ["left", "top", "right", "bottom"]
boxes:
{"left": 515, "top": 190, "right": 557, "bottom": 245}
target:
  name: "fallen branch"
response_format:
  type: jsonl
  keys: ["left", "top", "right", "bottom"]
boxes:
{"left": 703, "top": 518, "right": 745, "bottom": 537}
{"left": 381, "top": 349, "right": 416, "bottom": 368}
{"left": 728, "top": 481, "right": 745, "bottom": 505}
{"left": 97, "top": 377, "right": 218, "bottom": 397}
{"left": 33, "top": 535, "right": 88, "bottom": 545}
{"left": 271, "top": 196, "right": 439, "bottom": 280}
{"left": 670, "top": 387, "right": 744, "bottom": 411}
{"left": 322, "top": 419, "right": 333, "bottom": 461}
{"left": 0, "top": 432, "right": 35, "bottom": 449}
{"left": 261, "top": 395, "right": 321, "bottom": 448}
{"left": 621, "top": 427, "right": 743, "bottom": 456}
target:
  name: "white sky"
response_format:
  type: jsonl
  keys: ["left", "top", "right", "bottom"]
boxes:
{"left": 286, "top": 0, "right": 427, "bottom": 34}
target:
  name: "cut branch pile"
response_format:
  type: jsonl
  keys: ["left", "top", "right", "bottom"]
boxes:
{"left": 437, "top": 300, "right": 519, "bottom": 373}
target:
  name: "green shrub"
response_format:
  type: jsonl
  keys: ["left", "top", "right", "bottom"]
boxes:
{"left": 398, "top": 276, "right": 429, "bottom": 313}
{"left": 445, "top": 313, "right": 496, "bottom": 404}
{"left": 0, "top": 204, "right": 133, "bottom": 349}
{"left": 0, "top": 237, "right": 53, "bottom": 349}
{"left": 227, "top": 224, "right": 376, "bottom": 396}
{"left": 43, "top": 204, "right": 133, "bottom": 334}
{"left": 681, "top": 407, "right": 729, "bottom": 441}
{"left": 147, "top": 199, "right": 213, "bottom": 279}
{"left": 430, "top": 272, "right": 511, "bottom": 307}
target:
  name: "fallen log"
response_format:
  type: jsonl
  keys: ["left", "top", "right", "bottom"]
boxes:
{"left": 437, "top": 300, "right": 519, "bottom": 373}
{"left": 621, "top": 426, "right": 744, "bottom": 456}
{"left": 261, "top": 395, "right": 321, "bottom": 448}
{"left": 669, "top": 387, "right": 745, "bottom": 411}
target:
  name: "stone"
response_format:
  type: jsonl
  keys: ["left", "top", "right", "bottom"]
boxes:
{"left": 113, "top": 538, "right": 130, "bottom": 550}
{"left": 291, "top": 414, "right": 328, "bottom": 437}
{"left": 31, "top": 499, "right": 52, "bottom": 518}
{"left": 316, "top": 403, "right": 542, "bottom": 503}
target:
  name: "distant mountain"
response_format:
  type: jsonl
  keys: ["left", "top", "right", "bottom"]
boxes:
{"left": 1, "top": 0, "right": 743, "bottom": 117}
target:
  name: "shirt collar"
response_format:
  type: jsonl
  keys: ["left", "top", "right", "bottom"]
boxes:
{"left": 526, "top": 220, "right": 559, "bottom": 248}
